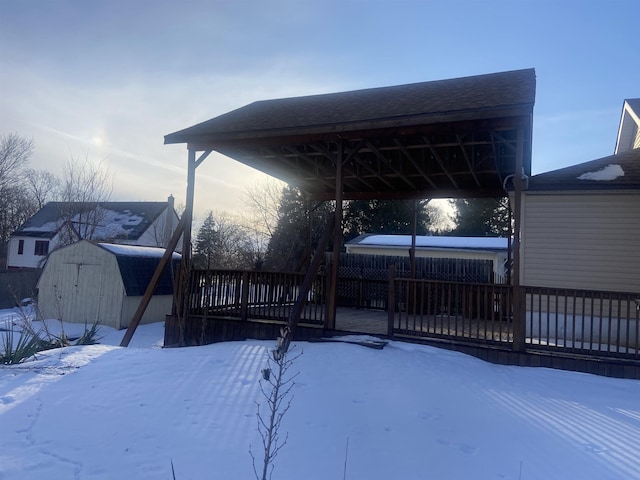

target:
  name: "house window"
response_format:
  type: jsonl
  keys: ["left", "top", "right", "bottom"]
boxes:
{"left": 18, "top": 240, "right": 24, "bottom": 255}
{"left": 34, "top": 240, "right": 49, "bottom": 256}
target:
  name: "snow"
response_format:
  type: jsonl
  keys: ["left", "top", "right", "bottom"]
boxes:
{"left": 578, "top": 164, "right": 625, "bottom": 181}
{"left": 1, "top": 309, "right": 639, "bottom": 479}
{"left": 356, "top": 235, "right": 508, "bottom": 250}
{"left": 98, "top": 243, "right": 181, "bottom": 259}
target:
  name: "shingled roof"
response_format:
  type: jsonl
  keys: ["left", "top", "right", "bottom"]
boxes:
{"left": 12, "top": 201, "right": 170, "bottom": 239}
{"left": 166, "top": 69, "right": 536, "bottom": 144}
{"left": 165, "top": 69, "right": 536, "bottom": 200}
{"left": 527, "top": 148, "right": 640, "bottom": 191}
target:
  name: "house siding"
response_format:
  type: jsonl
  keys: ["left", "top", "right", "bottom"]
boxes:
{"left": 7, "top": 236, "right": 50, "bottom": 269}
{"left": 346, "top": 245, "right": 507, "bottom": 282}
{"left": 521, "top": 192, "right": 640, "bottom": 293}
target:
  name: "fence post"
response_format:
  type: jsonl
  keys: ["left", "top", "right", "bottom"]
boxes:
{"left": 240, "top": 271, "right": 250, "bottom": 322}
{"left": 387, "top": 264, "right": 396, "bottom": 338}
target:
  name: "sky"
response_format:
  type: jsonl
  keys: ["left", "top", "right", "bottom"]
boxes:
{"left": 1, "top": 0, "right": 638, "bottom": 219}
{"left": 1, "top": 314, "right": 639, "bottom": 479}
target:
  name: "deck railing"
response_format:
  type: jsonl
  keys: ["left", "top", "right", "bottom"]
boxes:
{"left": 187, "top": 269, "right": 325, "bottom": 325}
{"left": 524, "top": 286, "right": 639, "bottom": 359}
{"left": 185, "top": 268, "right": 639, "bottom": 362}
{"left": 392, "top": 278, "right": 513, "bottom": 344}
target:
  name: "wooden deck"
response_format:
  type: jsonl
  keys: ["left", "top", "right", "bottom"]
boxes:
{"left": 334, "top": 308, "right": 389, "bottom": 335}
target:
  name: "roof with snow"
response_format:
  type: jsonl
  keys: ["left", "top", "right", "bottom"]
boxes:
{"left": 11, "top": 201, "right": 171, "bottom": 239}
{"left": 526, "top": 148, "right": 640, "bottom": 191}
{"left": 346, "top": 234, "right": 509, "bottom": 251}
{"left": 96, "top": 243, "right": 181, "bottom": 296}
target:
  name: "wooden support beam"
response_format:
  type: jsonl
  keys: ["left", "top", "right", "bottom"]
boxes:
{"left": 120, "top": 215, "right": 186, "bottom": 347}
{"left": 366, "top": 140, "right": 417, "bottom": 190}
{"left": 456, "top": 135, "right": 482, "bottom": 188}
{"left": 394, "top": 139, "right": 438, "bottom": 189}
{"left": 281, "top": 214, "right": 336, "bottom": 353}
{"left": 423, "top": 137, "right": 459, "bottom": 189}
{"left": 327, "top": 141, "right": 344, "bottom": 331}
{"left": 511, "top": 127, "right": 526, "bottom": 352}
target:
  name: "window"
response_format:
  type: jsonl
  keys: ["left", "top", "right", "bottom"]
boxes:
{"left": 18, "top": 240, "right": 24, "bottom": 255}
{"left": 34, "top": 240, "right": 49, "bottom": 256}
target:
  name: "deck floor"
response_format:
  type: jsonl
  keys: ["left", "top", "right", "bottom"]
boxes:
{"left": 334, "top": 308, "right": 514, "bottom": 342}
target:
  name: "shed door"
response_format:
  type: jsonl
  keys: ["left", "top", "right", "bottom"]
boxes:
{"left": 60, "top": 262, "right": 104, "bottom": 325}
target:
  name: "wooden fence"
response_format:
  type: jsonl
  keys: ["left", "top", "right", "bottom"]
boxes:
{"left": 332, "top": 253, "right": 496, "bottom": 310}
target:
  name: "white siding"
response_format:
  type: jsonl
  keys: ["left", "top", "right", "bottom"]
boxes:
{"left": 7, "top": 236, "right": 51, "bottom": 268}
{"left": 37, "top": 241, "right": 125, "bottom": 328}
{"left": 346, "top": 245, "right": 507, "bottom": 281}
{"left": 522, "top": 192, "right": 640, "bottom": 292}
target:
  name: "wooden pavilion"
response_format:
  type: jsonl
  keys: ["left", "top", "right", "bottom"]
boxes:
{"left": 119, "top": 68, "right": 639, "bottom": 378}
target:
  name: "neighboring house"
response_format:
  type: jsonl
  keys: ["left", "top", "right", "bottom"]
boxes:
{"left": 7, "top": 196, "right": 180, "bottom": 269}
{"left": 520, "top": 147, "right": 640, "bottom": 293}
{"left": 37, "top": 240, "right": 180, "bottom": 329}
{"left": 345, "top": 234, "right": 509, "bottom": 282}
{"left": 614, "top": 98, "right": 640, "bottom": 154}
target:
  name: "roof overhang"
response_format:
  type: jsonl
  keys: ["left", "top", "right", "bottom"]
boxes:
{"left": 166, "top": 69, "right": 535, "bottom": 201}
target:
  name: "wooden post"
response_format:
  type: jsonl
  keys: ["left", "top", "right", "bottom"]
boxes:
{"left": 281, "top": 215, "right": 335, "bottom": 353}
{"left": 240, "top": 271, "right": 250, "bottom": 321}
{"left": 410, "top": 199, "right": 417, "bottom": 280}
{"left": 120, "top": 215, "right": 186, "bottom": 347}
{"left": 512, "top": 127, "right": 526, "bottom": 352}
{"left": 387, "top": 264, "right": 396, "bottom": 338}
{"left": 327, "top": 141, "right": 344, "bottom": 330}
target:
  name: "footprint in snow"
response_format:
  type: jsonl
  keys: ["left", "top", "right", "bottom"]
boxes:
{"left": 0, "top": 395, "right": 15, "bottom": 404}
{"left": 583, "top": 443, "right": 608, "bottom": 454}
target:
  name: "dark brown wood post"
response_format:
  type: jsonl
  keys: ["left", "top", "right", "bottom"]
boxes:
{"left": 512, "top": 127, "right": 526, "bottom": 352}
{"left": 175, "top": 148, "right": 197, "bottom": 346}
{"left": 240, "top": 271, "right": 250, "bottom": 321}
{"left": 120, "top": 215, "right": 186, "bottom": 347}
{"left": 387, "top": 264, "right": 396, "bottom": 338}
{"left": 327, "top": 141, "right": 344, "bottom": 330}
{"left": 410, "top": 199, "right": 418, "bottom": 280}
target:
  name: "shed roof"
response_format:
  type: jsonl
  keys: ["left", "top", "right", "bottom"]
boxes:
{"left": 527, "top": 148, "right": 640, "bottom": 191}
{"left": 12, "top": 201, "right": 170, "bottom": 239}
{"left": 165, "top": 69, "right": 535, "bottom": 200}
{"left": 96, "top": 243, "right": 180, "bottom": 296}
{"left": 346, "top": 234, "right": 508, "bottom": 251}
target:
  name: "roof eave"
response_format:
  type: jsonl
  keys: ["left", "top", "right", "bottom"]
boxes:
{"left": 164, "top": 104, "right": 534, "bottom": 148}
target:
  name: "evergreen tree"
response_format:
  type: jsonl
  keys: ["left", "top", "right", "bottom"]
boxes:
{"left": 265, "top": 186, "right": 333, "bottom": 271}
{"left": 343, "top": 199, "right": 430, "bottom": 241}
{"left": 193, "top": 211, "right": 218, "bottom": 269}
{"left": 449, "top": 197, "right": 510, "bottom": 237}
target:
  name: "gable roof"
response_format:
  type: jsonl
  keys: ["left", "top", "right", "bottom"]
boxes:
{"left": 164, "top": 69, "right": 535, "bottom": 201}
{"left": 166, "top": 69, "right": 536, "bottom": 145}
{"left": 12, "top": 201, "right": 170, "bottom": 239}
{"left": 97, "top": 243, "right": 181, "bottom": 296}
{"left": 526, "top": 148, "right": 640, "bottom": 192}
{"left": 615, "top": 98, "right": 640, "bottom": 154}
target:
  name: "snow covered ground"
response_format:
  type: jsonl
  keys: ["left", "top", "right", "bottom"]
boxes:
{"left": 1, "top": 307, "right": 639, "bottom": 479}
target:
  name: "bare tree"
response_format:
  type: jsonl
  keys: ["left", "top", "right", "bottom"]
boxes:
{"left": 0, "top": 134, "right": 36, "bottom": 259}
{"left": 56, "top": 155, "right": 113, "bottom": 245}
{"left": 0, "top": 133, "right": 33, "bottom": 192}
{"left": 25, "top": 169, "right": 61, "bottom": 209}
{"left": 241, "top": 178, "right": 284, "bottom": 267}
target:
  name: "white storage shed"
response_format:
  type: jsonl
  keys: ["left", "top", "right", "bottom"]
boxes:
{"left": 37, "top": 241, "right": 180, "bottom": 329}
